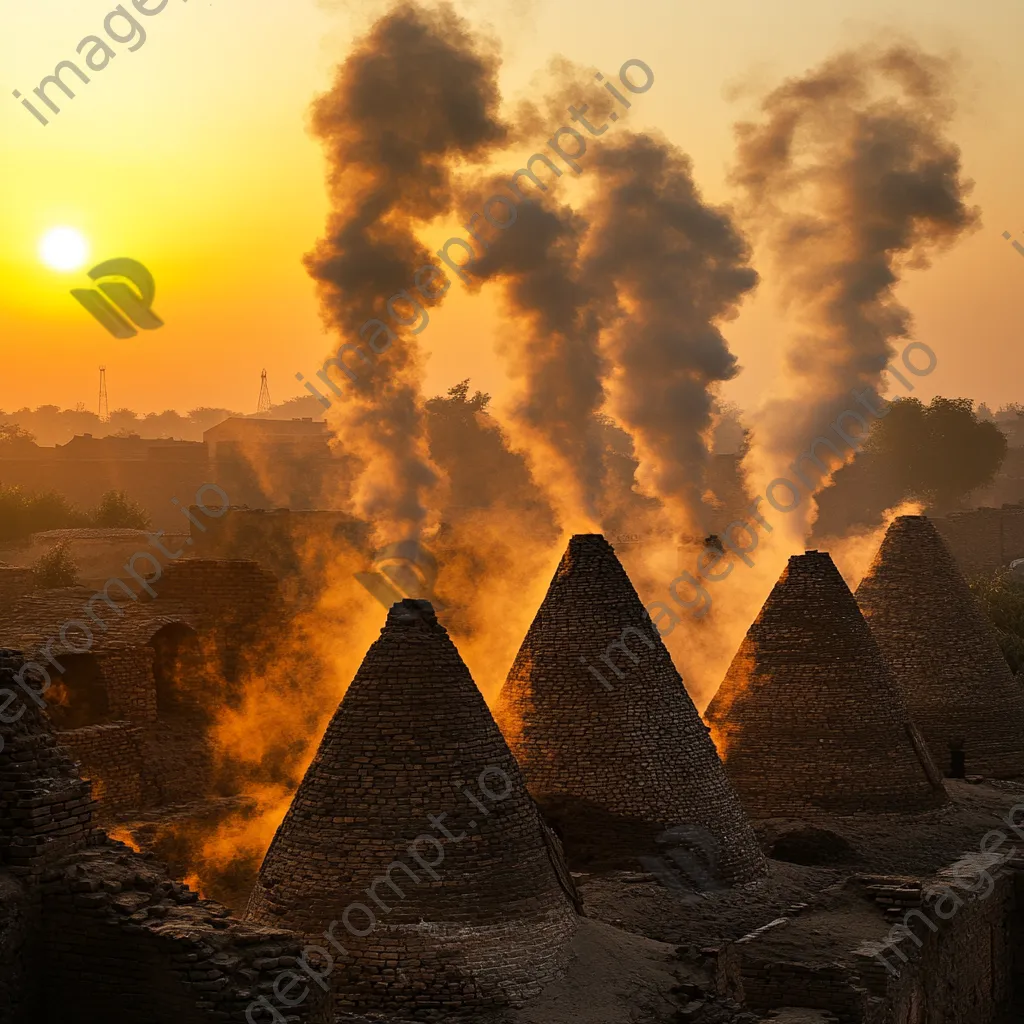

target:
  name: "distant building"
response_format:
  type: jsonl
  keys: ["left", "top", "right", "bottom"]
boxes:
{"left": 203, "top": 417, "right": 329, "bottom": 461}
{"left": 54, "top": 433, "right": 206, "bottom": 462}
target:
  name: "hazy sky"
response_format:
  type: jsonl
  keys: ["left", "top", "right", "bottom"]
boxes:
{"left": 1, "top": 0, "right": 1022, "bottom": 417}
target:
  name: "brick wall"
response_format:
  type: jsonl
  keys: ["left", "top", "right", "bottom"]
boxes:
{"left": 932, "top": 504, "right": 1024, "bottom": 578}
{"left": 731, "top": 861, "right": 1023, "bottom": 1024}
{"left": 0, "top": 871, "right": 38, "bottom": 1024}
{"left": 97, "top": 648, "right": 158, "bottom": 723}
{"left": 37, "top": 836, "right": 331, "bottom": 1023}
{"left": 0, "top": 650, "right": 94, "bottom": 882}
{"left": 56, "top": 722, "right": 149, "bottom": 819}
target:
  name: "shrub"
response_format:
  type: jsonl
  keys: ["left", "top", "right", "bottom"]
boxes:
{"left": 31, "top": 541, "right": 79, "bottom": 588}
{"left": 0, "top": 485, "right": 84, "bottom": 543}
{"left": 89, "top": 490, "right": 152, "bottom": 530}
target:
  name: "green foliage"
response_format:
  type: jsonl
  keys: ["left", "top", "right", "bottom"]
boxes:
{"left": 864, "top": 396, "right": 1008, "bottom": 511}
{"left": 0, "top": 486, "right": 151, "bottom": 542}
{"left": 31, "top": 541, "right": 79, "bottom": 588}
{"left": 969, "top": 568, "right": 1024, "bottom": 675}
{"left": 89, "top": 490, "right": 152, "bottom": 530}
{"left": 0, "top": 486, "right": 86, "bottom": 543}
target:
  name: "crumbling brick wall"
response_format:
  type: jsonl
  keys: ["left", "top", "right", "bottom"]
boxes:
{"left": 1, "top": 645, "right": 330, "bottom": 1023}
{"left": 0, "top": 651, "right": 94, "bottom": 883}
{"left": 0, "top": 870, "right": 38, "bottom": 1023}
{"left": 153, "top": 559, "right": 283, "bottom": 685}
{"left": 853, "top": 866, "right": 1020, "bottom": 1024}
{"left": 96, "top": 647, "right": 158, "bottom": 723}
{"left": 56, "top": 723, "right": 149, "bottom": 819}
{"left": 932, "top": 504, "right": 1024, "bottom": 578}
{"left": 38, "top": 837, "right": 331, "bottom": 1024}
{"left": 188, "top": 506, "right": 370, "bottom": 584}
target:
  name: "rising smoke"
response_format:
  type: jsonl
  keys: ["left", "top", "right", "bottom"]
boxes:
{"left": 456, "top": 180, "right": 610, "bottom": 532}
{"left": 583, "top": 133, "right": 759, "bottom": 541}
{"left": 304, "top": 1, "right": 509, "bottom": 546}
{"left": 732, "top": 42, "right": 980, "bottom": 542}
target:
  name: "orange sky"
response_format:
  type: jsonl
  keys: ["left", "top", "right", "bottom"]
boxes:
{"left": 1, "top": 0, "right": 1022, "bottom": 418}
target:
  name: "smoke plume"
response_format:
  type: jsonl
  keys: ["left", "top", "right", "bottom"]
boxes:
{"left": 583, "top": 133, "right": 759, "bottom": 540}
{"left": 304, "top": 1, "right": 508, "bottom": 545}
{"left": 458, "top": 181, "right": 610, "bottom": 532}
{"left": 732, "top": 43, "right": 980, "bottom": 541}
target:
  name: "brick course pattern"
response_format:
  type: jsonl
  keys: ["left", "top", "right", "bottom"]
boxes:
{"left": 494, "top": 534, "right": 767, "bottom": 884}
{"left": 246, "top": 599, "right": 578, "bottom": 1019}
{"left": 38, "top": 838, "right": 331, "bottom": 1024}
{"left": 56, "top": 722, "right": 150, "bottom": 819}
{"left": 706, "top": 551, "right": 947, "bottom": 818}
{"left": 0, "top": 650, "right": 95, "bottom": 882}
{"left": 96, "top": 647, "right": 158, "bottom": 723}
{"left": 931, "top": 503, "right": 1024, "bottom": 578}
{"left": 856, "top": 515, "right": 1024, "bottom": 779}
{"left": 0, "top": 646, "right": 330, "bottom": 1024}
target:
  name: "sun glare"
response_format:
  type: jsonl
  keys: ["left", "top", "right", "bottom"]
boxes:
{"left": 39, "top": 227, "right": 89, "bottom": 272}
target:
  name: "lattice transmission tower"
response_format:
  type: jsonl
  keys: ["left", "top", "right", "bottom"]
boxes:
{"left": 257, "top": 369, "right": 272, "bottom": 415}
{"left": 98, "top": 366, "right": 109, "bottom": 422}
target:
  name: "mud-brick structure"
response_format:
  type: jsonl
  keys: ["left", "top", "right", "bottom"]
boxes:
{"left": 856, "top": 514, "right": 1024, "bottom": 779}
{"left": 495, "top": 533, "right": 766, "bottom": 884}
{"left": 0, "top": 648, "right": 329, "bottom": 1024}
{"left": 0, "top": 556, "right": 284, "bottom": 818}
{"left": 706, "top": 551, "right": 946, "bottom": 818}
{"left": 246, "top": 599, "right": 578, "bottom": 1018}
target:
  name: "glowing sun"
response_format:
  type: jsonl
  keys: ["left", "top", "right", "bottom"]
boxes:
{"left": 39, "top": 226, "right": 90, "bottom": 272}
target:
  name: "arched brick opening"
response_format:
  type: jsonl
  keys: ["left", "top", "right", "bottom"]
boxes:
{"left": 48, "top": 654, "right": 110, "bottom": 730}
{"left": 148, "top": 623, "right": 202, "bottom": 718}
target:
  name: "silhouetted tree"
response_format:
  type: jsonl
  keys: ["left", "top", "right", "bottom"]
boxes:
{"left": 89, "top": 490, "right": 152, "bottom": 530}
{"left": 424, "top": 380, "right": 538, "bottom": 511}
{"left": 0, "top": 486, "right": 85, "bottom": 543}
{"left": 864, "top": 397, "right": 1007, "bottom": 511}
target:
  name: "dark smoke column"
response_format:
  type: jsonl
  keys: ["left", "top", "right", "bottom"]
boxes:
{"left": 460, "top": 179, "right": 609, "bottom": 532}
{"left": 583, "top": 133, "right": 759, "bottom": 540}
{"left": 304, "top": 2, "right": 507, "bottom": 545}
{"left": 732, "top": 43, "right": 980, "bottom": 540}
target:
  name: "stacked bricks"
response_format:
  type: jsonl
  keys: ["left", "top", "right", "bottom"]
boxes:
{"left": 0, "top": 649, "right": 95, "bottom": 881}
{"left": 495, "top": 534, "right": 767, "bottom": 884}
{"left": 153, "top": 558, "right": 284, "bottom": 686}
{"left": 96, "top": 647, "right": 159, "bottom": 723}
{"left": 706, "top": 551, "right": 946, "bottom": 818}
{"left": 850, "top": 875, "right": 924, "bottom": 922}
{"left": 38, "top": 835, "right": 330, "bottom": 1023}
{"left": 56, "top": 722, "right": 149, "bottom": 819}
{"left": 856, "top": 515, "right": 1024, "bottom": 778}
{"left": 931, "top": 504, "right": 1024, "bottom": 578}
{"left": 246, "top": 599, "right": 579, "bottom": 1018}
